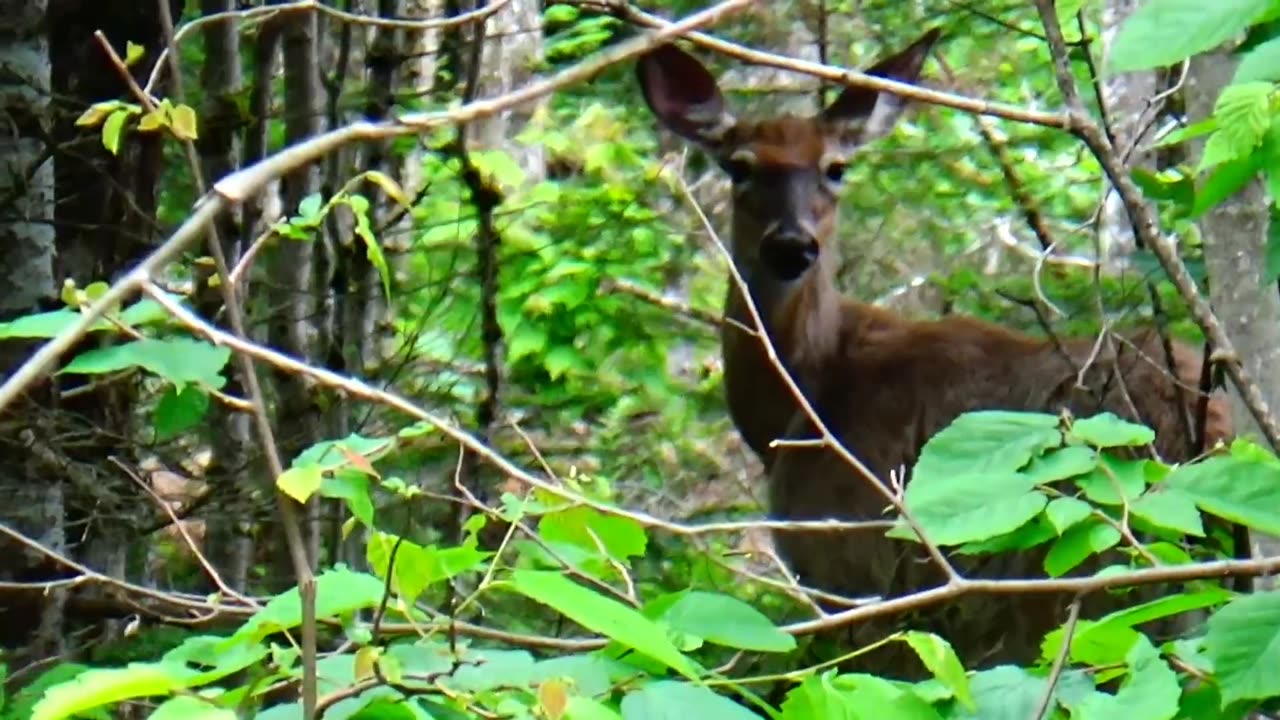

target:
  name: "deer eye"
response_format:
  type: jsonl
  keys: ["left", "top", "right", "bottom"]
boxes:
{"left": 823, "top": 161, "right": 848, "bottom": 184}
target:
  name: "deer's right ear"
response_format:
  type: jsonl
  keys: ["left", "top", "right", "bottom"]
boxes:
{"left": 636, "top": 45, "right": 735, "bottom": 147}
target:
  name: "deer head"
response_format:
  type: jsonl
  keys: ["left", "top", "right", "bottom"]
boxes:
{"left": 636, "top": 31, "right": 941, "bottom": 295}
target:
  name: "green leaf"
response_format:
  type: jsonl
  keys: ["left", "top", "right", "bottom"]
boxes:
{"left": 234, "top": 567, "right": 387, "bottom": 642}
{"left": 1075, "top": 456, "right": 1147, "bottom": 506}
{"left": 366, "top": 533, "right": 489, "bottom": 605}
{"left": 320, "top": 472, "right": 375, "bottom": 528}
{"left": 1108, "top": 0, "right": 1272, "bottom": 72}
{"left": 620, "top": 681, "right": 761, "bottom": 720}
{"left": 539, "top": 506, "right": 647, "bottom": 566}
{"left": 947, "top": 666, "right": 1048, "bottom": 720}
{"left": 508, "top": 570, "right": 700, "bottom": 679}
{"left": 567, "top": 697, "right": 624, "bottom": 720}
{"left": 1130, "top": 488, "right": 1205, "bottom": 536}
{"left": 1044, "top": 520, "right": 1121, "bottom": 577}
{"left": 276, "top": 465, "right": 323, "bottom": 503}
{"left": 1046, "top": 497, "right": 1094, "bottom": 534}
{"left": 1234, "top": 34, "right": 1280, "bottom": 83}
{"left": 1192, "top": 151, "right": 1265, "bottom": 217}
{"left": 658, "top": 591, "right": 796, "bottom": 653}
{"left": 1068, "top": 413, "right": 1155, "bottom": 448}
{"left": 1164, "top": 449, "right": 1280, "bottom": 535}
{"left": 906, "top": 412, "right": 1062, "bottom": 545}
{"left": 149, "top": 696, "right": 236, "bottom": 720}
{"left": 780, "top": 672, "right": 860, "bottom": 720}
{"left": 830, "top": 673, "right": 943, "bottom": 719}
{"left": 912, "top": 411, "right": 1062, "bottom": 481}
{"left": 154, "top": 385, "right": 210, "bottom": 441}
{"left": 1073, "top": 638, "right": 1180, "bottom": 720}
{"left": 1204, "top": 590, "right": 1280, "bottom": 704}
{"left": 60, "top": 338, "right": 231, "bottom": 390}
{"left": 1199, "top": 82, "right": 1274, "bottom": 172}
{"left": 902, "top": 631, "right": 973, "bottom": 710}
{"left": 297, "top": 192, "right": 324, "bottom": 222}
{"left": 1021, "top": 446, "right": 1099, "bottom": 484}
{"left": 31, "top": 663, "right": 193, "bottom": 720}
{"left": 0, "top": 309, "right": 81, "bottom": 339}
{"left": 103, "top": 109, "right": 131, "bottom": 155}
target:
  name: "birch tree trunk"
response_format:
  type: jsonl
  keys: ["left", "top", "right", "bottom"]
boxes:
{"left": 1185, "top": 51, "right": 1280, "bottom": 585}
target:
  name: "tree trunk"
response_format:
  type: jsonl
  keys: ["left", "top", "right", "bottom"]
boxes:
{"left": 1185, "top": 50, "right": 1280, "bottom": 587}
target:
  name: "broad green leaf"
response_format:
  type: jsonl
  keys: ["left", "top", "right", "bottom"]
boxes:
{"left": 906, "top": 412, "right": 1062, "bottom": 545}
{"left": 902, "top": 631, "right": 973, "bottom": 710}
{"left": 508, "top": 571, "right": 699, "bottom": 679}
{"left": 1044, "top": 520, "right": 1121, "bottom": 577}
{"left": 0, "top": 309, "right": 81, "bottom": 338}
{"left": 1041, "top": 619, "right": 1141, "bottom": 668}
{"left": 955, "top": 517, "right": 1057, "bottom": 555}
{"left": 1130, "top": 488, "right": 1205, "bottom": 536}
{"left": 911, "top": 411, "right": 1062, "bottom": 481}
{"left": 1164, "top": 451, "right": 1280, "bottom": 534}
{"left": 566, "top": 697, "right": 624, "bottom": 720}
{"left": 234, "top": 567, "right": 386, "bottom": 642}
{"left": 1021, "top": 446, "right": 1098, "bottom": 484}
{"left": 620, "top": 681, "right": 761, "bottom": 720}
{"left": 1153, "top": 118, "right": 1218, "bottom": 149}
{"left": 948, "top": 665, "right": 1047, "bottom": 720}
{"left": 1199, "top": 82, "right": 1274, "bottom": 172}
{"left": 2, "top": 664, "right": 92, "bottom": 720}
{"left": 366, "top": 533, "right": 489, "bottom": 604}
{"left": 1075, "top": 456, "right": 1147, "bottom": 506}
{"left": 31, "top": 663, "right": 193, "bottom": 720}
{"left": 320, "top": 472, "right": 375, "bottom": 528}
{"left": 276, "top": 465, "right": 323, "bottom": 503}
{"left": 1046, "top": 497, "right": 1094, "bottom": 535}
{"left": 830, "top": 673, "right": 944, "bottom": 719}
{"left": 1073, "top": 638, "right": 1180, "bottom": 720}
{"left": 908, "top": 486, "right": 1048, "bottom": 546}
{"left": 149, "top": 696, "right": 236, "bottom": 720}
{"left": 780, "top": 672, "right": 859, "bottom": 720}
{"left": 153, "top": 385, "right": 210, "bottom": 441}
{"left": 1068, "top": 413, "right": 1155, "bottom": 448}
{"left": 1108, "top": 0, "right": 1271, "bottom": 72}
{"left": 125, "top": 41, "right": 145, "bottom": 66}
{"left": 60, "top": 338, "right": 231, "bottom": 390}
{"left": 1235, "top": 35, "right": 1280, "bottom": 83}
{"left": 539, "top": 506, "right": 648, "bottom": 566}
{"left": 659, "top": 591, "right": 796, "bottom": 653}
{"left": 1203, "top": 590, "right": 1280, "bottom": 704}
{"left": 1192, "top": 152, "right": 1265, "bottom": 217}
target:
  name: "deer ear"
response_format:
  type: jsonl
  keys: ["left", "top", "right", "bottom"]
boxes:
{"left": 636, "top": 44, "right": 735, "bottom": 147}
{"left": 822, "top": 28, "right": 941, "bottom": 143}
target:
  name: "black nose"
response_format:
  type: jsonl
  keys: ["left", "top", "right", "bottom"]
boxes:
{"left": 760, "top": 230, "right": 819, "bottom": 281}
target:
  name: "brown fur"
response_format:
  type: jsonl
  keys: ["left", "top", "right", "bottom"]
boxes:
{"left": 638, "top": 33, "right": 1233, "bottom": 677}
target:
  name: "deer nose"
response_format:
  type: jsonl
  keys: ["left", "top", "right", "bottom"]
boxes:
{"left": 760, "top": 229, "right": 819, "bottom": 281}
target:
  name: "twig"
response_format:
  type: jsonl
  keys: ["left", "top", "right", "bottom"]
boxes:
{"left": 569, "top": 0, "right": 1068, "bottom": 128}
{"left": 0, "top": 0, "right": 754, "bottom": 413}
{"left": 1032, "top": 597, "right": 1082, "bottom": 720}
{"left": 1031, "top": 0, "right": 1280, "bottom": 451}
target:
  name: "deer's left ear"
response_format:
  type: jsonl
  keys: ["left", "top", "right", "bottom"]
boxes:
{"left": 822, "top": 29, "right": 941, "bottom": 144}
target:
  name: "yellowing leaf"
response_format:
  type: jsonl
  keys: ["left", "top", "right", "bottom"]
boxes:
{"left": 540, "top": 679, "right": 570, "bottom": 720}
{"left": 171, "top": 104, "right": 199, "bottom": 140}
{"left": 138, "top": 110, "right": 165, "bottom": 132}
{"left": 125, "top": 41, "right": 145, "bottom": 67}
{"left": 354, "top": 646, "right": 380, "bottom": 681}
{"left": 277, "top": 465, "right": 324, "bottom": 503}
{"left": 363, "top": 170, "right": 411, "bottom": 207}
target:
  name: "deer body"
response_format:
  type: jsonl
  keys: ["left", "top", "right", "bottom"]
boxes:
{"left": 638, "top": 32, "right": 1231, "bottom": 674}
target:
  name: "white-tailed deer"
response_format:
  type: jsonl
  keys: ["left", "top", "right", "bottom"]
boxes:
{"left": 637, "top": 31, "right": 1233, "bottom": 675}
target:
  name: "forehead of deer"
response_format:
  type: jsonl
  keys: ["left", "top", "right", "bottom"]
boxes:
{"left": 725, "top": 117, "right": 844, "bottom": 168}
